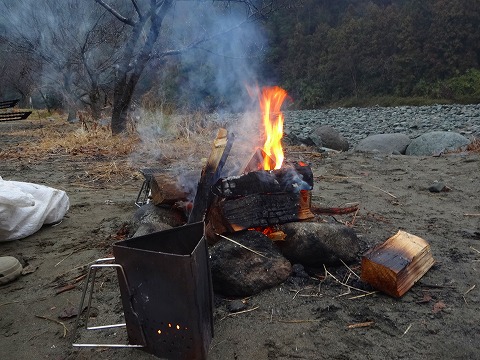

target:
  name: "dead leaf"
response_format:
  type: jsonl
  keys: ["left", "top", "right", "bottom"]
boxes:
{"left": 58, "top": 307, "right": 79, "bottom": 320}
{"left": 21, "top": 265, "right": 38, "bottom": 275}
{"left": 432, "top": 301, "right": 446, "bottom": 313}
{"left": 417, "top": 292, "right": 432, "bottom": 304}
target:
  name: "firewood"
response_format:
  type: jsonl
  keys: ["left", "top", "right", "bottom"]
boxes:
{"left": 188, "top": 128, "right": 234, "bottom": 223}
{"left": 361, "top": 230, "right": 435, "bottom": 298}
{"left": 150, "top": 173, "right": 190, "bottom": 205}
{"left": 213, "top": 162, "right": 313, "bottom": 199}
{"left": 243, "top": 148, "right": 275, "bottom": 173}
{"left": 207, "top": 190, "right": 314, "bottom": 234}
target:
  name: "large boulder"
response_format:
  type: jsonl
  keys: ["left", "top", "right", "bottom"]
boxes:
{"left": 209, "top": 231, "right": 292, "bottom": 297}
{"left": 277, "top": 222, "right": 360, "bottom": 267}
{"left": 310, "top": 125, "right": 350, "bottom": 151}
{"left": 354, "top": 133, "right": 411, "bottom": 154}
{"left": 405, "top": 131, "right": 470, "bottom": 156}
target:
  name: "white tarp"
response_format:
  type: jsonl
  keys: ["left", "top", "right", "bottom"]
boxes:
{"left": 0, "top": 176, "right": 69, "bottom": 241}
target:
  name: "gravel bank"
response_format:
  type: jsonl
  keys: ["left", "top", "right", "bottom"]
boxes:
{"left": 284, "top": 104, "right": 480, "bottom": 148}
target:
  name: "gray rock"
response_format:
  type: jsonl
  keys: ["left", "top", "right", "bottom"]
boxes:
{"left": 310, "top": 125, "right": 349, "bottom": 151}
{"left": 131, "top": 203, "right": 186, "bottom": 235}
{"left": 209, "top": 231, "right": 292, "bottom": 297}
{"left": 278, "top": 222, "right": 360, "bottom": 267}
{"left": 428, "top": 181, "right": 450, "bottom": 193}
{"left": 405, "top": 131, "right": 471, "bottom": 156}
{"left": 132, "top": 222, "right": 172, "bottom": 237}
{"left": 227, "top": 300, "right": 248, "bottom": 313}
{"left": 354, "top": 133, "right": 411, "bottom": 154}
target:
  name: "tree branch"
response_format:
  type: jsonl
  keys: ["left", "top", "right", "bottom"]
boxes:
{"left": 94, "top": 0, "right": 136, "bottom": 26}
{"left": 131, "top": 0, "right": 142, "bottom": 18}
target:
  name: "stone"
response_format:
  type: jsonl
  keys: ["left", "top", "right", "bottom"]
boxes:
{"left": 132, "top": 222, "right": 172, "bottom": 237}
{"left": 428, "top": 181, "right": 450, "bottom": 193}
{"left": 309, "top": 125, "right": 349, "bottom": 151}
{"left": 227, "top": 300, "right": 247, "bottom": 313}
{"left": 405, "top": 131, "right": 470, "bottom": 156}
{"left": 354, "top": 133, "right": 411, "bottom": 154}
{"left": 277, "top": 222, "right": 360, "bottom": 267}
{"left": 131, "top": 203, "right": 186, "bottom": 235}
{"left": 209, "top": 230, "right": 292, "bottom": 297}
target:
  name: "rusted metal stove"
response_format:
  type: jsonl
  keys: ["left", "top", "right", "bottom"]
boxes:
{"left": 113, "top": 222, "right": 213, "bottom": 359}
{"left": 73, "top": 222, "right": 213, "bottom": 360}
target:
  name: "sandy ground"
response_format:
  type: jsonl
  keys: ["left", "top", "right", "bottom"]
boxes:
{"left": 1, "top": 119, "right": 479, "bottom": 360}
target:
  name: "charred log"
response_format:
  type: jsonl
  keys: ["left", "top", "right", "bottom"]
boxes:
{"left": 213, "top": 162, "right": 313, "bottom": 199}
{"left": 207, "top": 190, "right": 314, "bottom": 234}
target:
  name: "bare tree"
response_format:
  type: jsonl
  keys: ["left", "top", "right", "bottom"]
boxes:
{"left": 95, "top": 0, "right": 289, "bottom": 134}
{"left": 0, "top": 0, "right": 126, "bottom": 120}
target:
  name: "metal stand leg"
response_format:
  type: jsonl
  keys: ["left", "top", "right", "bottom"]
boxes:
{"left": 135, "top": 178, "right": 151, "bottom": 207}
{"left": 71, "top": 258, "right": 145, "bottom": 348}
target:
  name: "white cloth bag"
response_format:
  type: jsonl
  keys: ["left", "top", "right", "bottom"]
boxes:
{"left": 0, "top": 176, "right": 70, "bottom": 241}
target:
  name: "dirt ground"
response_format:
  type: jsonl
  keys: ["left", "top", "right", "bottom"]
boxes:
{"left": 1, "top": 118, "right": 479, "bottom": 360}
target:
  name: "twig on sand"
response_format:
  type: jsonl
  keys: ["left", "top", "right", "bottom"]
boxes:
{"left": 464, "top": 213, "right": 480, "bottom": 217}
{"left": 215, "top": 233, "right": 268, "bottom": 258}
{"left": 347, "top": 321, "right": 374, "bottom": 329}
{"left": 220, "top": 306, "right": 259, "bottom": 321}
{"left": 55, "top": 251, "right": 75, "bottom": 267}
{"left": 348, "top": 291, "right": 378, "bottom": 300}
{"left": 340, "top": 259, "right": 360, "bottom": 279}
{"left": 289, "top": 286, "right": 316, "bottom": 300}
{"left": 470, "top": 246, "right": 480, "bottom": 255}
{"left": 463, "top": 284, "right": 476, "bottom": 304}
{"left": 323, "top": 265, "right": 371, "bottom": 295}
{"left": 352, "top": 180, "right": 397, "bottom": 199}
{"left": 0, "top": 301, "right": 20, "bottom": 308}
{"left": 318, "top": 175, "right": 397, "bottom": 199}
{"left": 35, "top": 315, "right": 68, "bottom": 338}
{"left": 277, "top": 319, "right": 321, "bottom": 324}
{"left": 401, "top": 323, "right": 413, "bottom": 336}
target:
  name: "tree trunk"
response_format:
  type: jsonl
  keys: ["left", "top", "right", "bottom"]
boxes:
{"left": 110, "top": 0, "right": 174, "bottom": 135}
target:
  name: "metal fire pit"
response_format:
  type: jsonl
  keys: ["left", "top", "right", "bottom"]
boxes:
{"left": 112, "top": 222, "right": 214, "bottom": 360}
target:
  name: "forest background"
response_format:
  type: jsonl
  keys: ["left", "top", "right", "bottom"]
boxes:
{"left": 0, "top": 0, "right": 479, "bottom": 124}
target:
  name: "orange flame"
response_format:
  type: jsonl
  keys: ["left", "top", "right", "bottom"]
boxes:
{"left": 259, "top": 86, "right": 287, "bottom": 170}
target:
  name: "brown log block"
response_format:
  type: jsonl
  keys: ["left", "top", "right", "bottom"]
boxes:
{"left": 361, "top": 230, "right": 435, "bottom": 298}
{"left": 150, "top": 174, "right": 191, "bottom": 205}
{"left": 207, "top": 190, "right": 314, "bottom": 234}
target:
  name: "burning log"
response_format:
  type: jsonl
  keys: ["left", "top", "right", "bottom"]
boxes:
{"left": 213, "top": 162, "right": 313, "bottom": 199}
{"left": 207, "top": 190, "right": 314, "bottom": 234}
{"left": 361, "top": 230, "right": 435, "bottom": 298}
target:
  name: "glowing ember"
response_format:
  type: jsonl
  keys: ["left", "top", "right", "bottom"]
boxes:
{"left": 259, "top": 86, "right": 288, "bottom": 170}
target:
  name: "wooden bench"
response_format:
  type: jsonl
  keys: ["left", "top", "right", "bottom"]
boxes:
{"left": 0, "top": 99, "right": 20, "bottom": 109}
{"left": 0, "top": 99, "right": 32, "bottom": 122}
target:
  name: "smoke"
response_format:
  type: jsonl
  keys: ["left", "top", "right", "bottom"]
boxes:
{"left": 134, "top": 1, "right": 271, "bottom": 176}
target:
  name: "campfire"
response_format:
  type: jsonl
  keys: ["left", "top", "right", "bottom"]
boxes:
{"left": 72, "top": 86, "right": 435, "bottom": 360}
{"left": 151, "top": 85, "right": 315, "bottom": 238}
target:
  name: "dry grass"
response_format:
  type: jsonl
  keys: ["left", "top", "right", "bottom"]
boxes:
{"left": 466, "top": 137, "right": 480, "bottom": 153}
{"left": 0, "top": 111, "right": 217, "bottom": 185}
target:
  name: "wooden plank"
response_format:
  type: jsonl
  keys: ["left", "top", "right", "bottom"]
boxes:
{"left": 0, "top": 99, "right": 20, "bottom": 109}
{"left": 0, "top": 111, "right": 32, "bottom": 122}
{"left": 188, "top": 128, "right": 234, "bottom": 223}
{"left": 361, "top": 230, "right": 435, "bottom": 297}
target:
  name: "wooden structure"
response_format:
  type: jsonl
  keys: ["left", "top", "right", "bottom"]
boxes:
{"left": 0, "top": 99, "right": 32, "bottom": 122}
